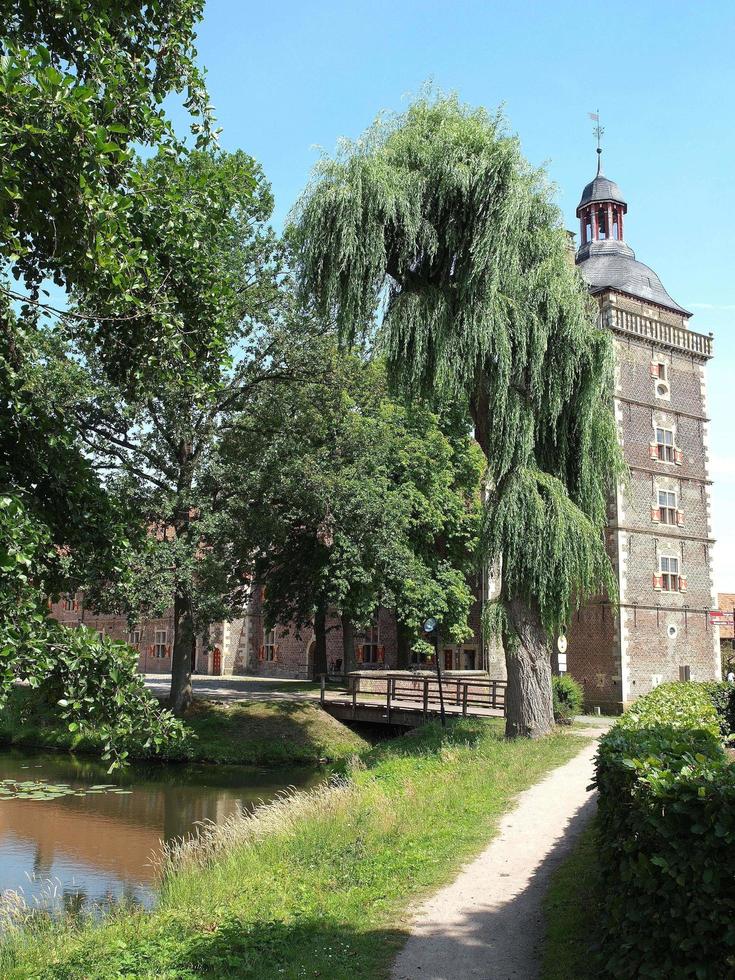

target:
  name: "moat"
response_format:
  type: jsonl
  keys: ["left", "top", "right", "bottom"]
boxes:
{"left": 0, "top": 748, "right": 323, "bottom": 915}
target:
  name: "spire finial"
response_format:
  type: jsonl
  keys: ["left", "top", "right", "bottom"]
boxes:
{"left": 588, "top": 110, "right": 604, "bottom": 174}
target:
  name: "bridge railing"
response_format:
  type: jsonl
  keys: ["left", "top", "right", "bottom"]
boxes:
{"left": 321, "top": 673, "right": 507, "bottom": 719}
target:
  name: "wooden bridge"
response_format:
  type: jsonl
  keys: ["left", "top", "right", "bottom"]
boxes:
{"left": 319, "top": 672, "right": 507, "bottom": 727}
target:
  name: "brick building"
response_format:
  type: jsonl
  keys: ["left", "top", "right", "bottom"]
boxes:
{"left": 49, "top": 153, "right": 720, "bottom": 700}
{"left": 564, "top": 152, "right": 720, "bottom": 711}
{"left": 48, "top": 586, "right": 496, "bottom": 680}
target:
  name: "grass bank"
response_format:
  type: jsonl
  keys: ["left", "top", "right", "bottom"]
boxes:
{"left": 1, "top": 718, "right": 589, "bottom": 979}
{"left": 0, "top": 690, "right": 368, "bottom": 766}
{"left": 541, "top": 822, "right": 601, "bottom": 980}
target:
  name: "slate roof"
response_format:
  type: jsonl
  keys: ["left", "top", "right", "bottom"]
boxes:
{"left": 576, "top": 173, "right": 627, "bottom": 214}
{"left": 576, "top": 239, "right": 690, "bottom": 316}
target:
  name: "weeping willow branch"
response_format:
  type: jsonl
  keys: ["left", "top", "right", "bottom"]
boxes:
{"left": 291, "top": 90, "right": 626, "bottom": 638}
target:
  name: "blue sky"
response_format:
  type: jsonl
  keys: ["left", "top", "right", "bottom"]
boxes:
{"left": 177, "top": 0, "right": 735, "bottom": 590}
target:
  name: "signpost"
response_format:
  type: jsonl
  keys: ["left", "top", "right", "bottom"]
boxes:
{"left": 423, "top": 617, "right": 445, "bottom": 727}
{"left": 556, "top": 633, "right": 568, "bottom": 675}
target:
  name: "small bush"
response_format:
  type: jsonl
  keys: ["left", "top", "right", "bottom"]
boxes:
{"left": 595, "top": 682, "right": 735, "bottom": 978}
{"left": 552, "top": 675, "right": 583, "bottom": 724}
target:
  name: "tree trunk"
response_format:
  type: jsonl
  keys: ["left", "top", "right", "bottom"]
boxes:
{"left": 341, "top": 614, "right": 355, "bottom": 676}
{"left": 170, "top": 590, "right": 195, "bottom": 715}
{"left": 396, "top": 620, "right": 413, "bottom": 669}
{"left": 502, "top": 597, "right": 554, "bottom": 738}
{"left": 313, "top": 600, "right": 328, "bottom": 679}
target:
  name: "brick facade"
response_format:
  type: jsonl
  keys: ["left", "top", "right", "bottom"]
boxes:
{"left": 566, "top": 296, "right": 720, "bottom": 711}
{"left": 48, "top": 585, "right": 494, "bottom": 682}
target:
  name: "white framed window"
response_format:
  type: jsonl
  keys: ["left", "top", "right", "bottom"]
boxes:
{"left": 660, "top": 555, "right": 678, "bottom": 591}
{"left": 154, "top": 629, "right": 168, "bottom": 658}
{"left": 128, "top": 629, "right": 141, "bottom": 648}
{"left": 654, "top": 555, "right": 686, "bottom": 593}
{"left": 655, "top": 427, "right": 675, "bottom": 462}
{"left": 658, "top": 490, "right": 677, "bottom": 525}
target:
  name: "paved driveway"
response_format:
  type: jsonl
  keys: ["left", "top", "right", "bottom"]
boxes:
{"left": 143, "top": 673, "right": 321, "bottom": 704}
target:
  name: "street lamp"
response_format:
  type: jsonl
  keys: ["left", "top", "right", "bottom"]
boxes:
{"left": 423, "top": 617, "right": 446, "bottom": 727}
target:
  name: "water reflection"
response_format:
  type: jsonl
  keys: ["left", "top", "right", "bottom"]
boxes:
{"left": 0, "top": 749, "right": 323, "bottom": 914}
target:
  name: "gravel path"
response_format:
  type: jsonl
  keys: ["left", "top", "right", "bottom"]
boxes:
{"left": 392, "top": 733, "right": 604, "bottom": 980}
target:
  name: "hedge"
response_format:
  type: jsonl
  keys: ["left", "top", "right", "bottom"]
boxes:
{"left": 595, "top": 682, "right": 735, "bottom": 978}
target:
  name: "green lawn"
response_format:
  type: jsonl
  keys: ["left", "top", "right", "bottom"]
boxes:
{"left": 0, "top": 719, "right": 590, "bottom": 979}
{"left": 0, "top": 690, "right": 368, "bottom": 766}
{"left": 541, "top": 822, "right": 602, "bottom": 980}
{"left": 179, "top": 699, "right": 369, "bottom": 765}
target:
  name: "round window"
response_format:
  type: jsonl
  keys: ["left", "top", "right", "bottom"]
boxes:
{"left": 667, "top": 624, "right": 678, "bottom": 639}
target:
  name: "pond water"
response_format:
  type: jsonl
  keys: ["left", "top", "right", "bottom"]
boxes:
{"left": 0, "top": 749, "right": 324, "bottom": 916}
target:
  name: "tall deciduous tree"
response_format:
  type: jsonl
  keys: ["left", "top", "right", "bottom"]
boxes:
{"left": 218, "top": 346, "right": 483, "bottom": 677}
{"left": 0, "top": 1, "right": 215, "bottom": 753}
{"left": 66, "top": 149, "right": 290, "bottom": 715}
{"left": 292, "top": 94, "right": 624, "bottom": 736}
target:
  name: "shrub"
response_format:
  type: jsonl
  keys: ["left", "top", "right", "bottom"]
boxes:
{"left": 0, "top": 494, "right": 189, "bottom": 768}
{"left": 702, "top": 680, "right": 735, "bottom": 737}
{"left": 552, "top": 675, "right": 583, "bottom": 724}
{"left": 595, "top": 682, "right": 735, "bottom": 978}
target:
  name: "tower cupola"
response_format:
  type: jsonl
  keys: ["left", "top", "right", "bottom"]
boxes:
{"left": 574, "top": 148, "right": 689, "bottom": 316}
{"left": 576, "top": 149, "right": 627, "bottom": 246}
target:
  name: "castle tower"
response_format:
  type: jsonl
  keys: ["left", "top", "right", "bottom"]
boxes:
{"left": 566, "top": 152, "right": 720, "bottom": 710}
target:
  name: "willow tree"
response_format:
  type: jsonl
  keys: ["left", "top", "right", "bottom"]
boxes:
{"left": 292, "top": 94, "right": 624, "bottom": 737}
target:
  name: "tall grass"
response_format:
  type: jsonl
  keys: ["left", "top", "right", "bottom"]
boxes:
{"left": 1, "top": 718, "right": 588, "bottom": 979}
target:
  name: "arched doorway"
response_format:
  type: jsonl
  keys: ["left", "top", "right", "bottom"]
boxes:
{"left": 306, "top": 639, "right": 316, "bottom": 680}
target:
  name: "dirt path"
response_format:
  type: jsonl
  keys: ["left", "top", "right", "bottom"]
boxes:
{"left": 392, "top": 732, "right": 605, "bottom": 980}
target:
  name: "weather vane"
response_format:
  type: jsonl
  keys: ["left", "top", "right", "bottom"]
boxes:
{"left": 588, "top": 110, "right": 604, "bottom": 172}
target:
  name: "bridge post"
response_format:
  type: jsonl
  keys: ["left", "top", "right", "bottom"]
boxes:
{"left": 351, "top": 674, "right": 357, "bottom": 719}
{"left": 462, "top": 681, "right": 468, "bottom": 717}
{"left": 423, "top": 678, "right": 429, "bottom": 720}
{"left": 456, "top": 680, "right": 461, "bottom": 706}
{"left": 320, "top": 674, "right": 326, "bottom": 705}
{"left": 491, "top": 680, "right": 497, "bottom": 709}
{"left": 386, "top": 676, "right": 392, "bottom": 724}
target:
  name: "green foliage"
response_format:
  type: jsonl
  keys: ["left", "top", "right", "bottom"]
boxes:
{"left": 595, "top": 682, "right": 735, "bottom": 978}
{"left": 702, "top": 681, "right": 735, "bottom": 738}
{"left": 61, "top": 148, "right": 289, "bottom": 710}
{"left": 0, "top": 688, "right": 365, "bottom": 768}
{"left": 551, "top": 675, "right": 583, "bottom": 724}
{"left": 0, "top": 495, "right": 187, "bottom": 767}
{"left": 292, "top": 90, "right": 625, "bottom": 644}
{"left": 0, "top": 0, "right": 212, "bottom": 297}
{"left": 0, "top": 1, "right": 216, "bottom": 749}
{"left": 0, "top": 720, "right": 585, "bottom": 978}
{"left": 219, "top": 345, "right": 483, "bottom": 651}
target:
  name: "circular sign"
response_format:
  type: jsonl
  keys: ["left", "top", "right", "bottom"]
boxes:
{"left": 423, "top": 617, "right": 438, "bottom": 633}
{"left": 557, "top": 635, "right": 568, "bottom": 654}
